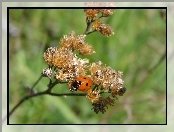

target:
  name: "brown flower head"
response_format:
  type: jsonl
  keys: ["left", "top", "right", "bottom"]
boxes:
{"left": 92, "top": 96, "right": 115, "bottom": 114}
{"left": 92, "top": 20, "right": 114, "bottom": 37}
{"left": 84, "top": 9, "right": 99, "bottom": 20}
{"left": 99, "top": 9, "right": 115, "bottom": 17}
{"left": 43, "top": 47, "right": 57, "bottom": 66}
{"left": 86, "top": 89, "right": 101, "bottom": 103}
{"left": 56, "top": 55, "right": 89, "bottom": 81}
{"left": 92, "top": 19, "right": 103, "bottom": 31}
{"left": 99, "top": 24, "right": 114, "bottom": 37}
{"left": 51, "top": 47, "right": 74, "bottom": 69}
{"left": 90, "top": 61, "right": 104, "bottom": 85}
{"left": 60, "top": 31, "right": 95, "bottom": 55}
{"left": 90, "top": 61, "right": 124, "bottom": 96}
{"left": 59, "top": 31, "right": 75, "bottom": 48}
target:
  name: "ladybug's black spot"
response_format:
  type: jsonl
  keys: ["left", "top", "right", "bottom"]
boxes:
{"left": 83, "top": 77, "right": 86, "bottom": 79}
{"left": 86, "top": 83, "right": 88, "bottom": 86}
{"left": 78, "top": 81, "right": 82, "bottom": 85}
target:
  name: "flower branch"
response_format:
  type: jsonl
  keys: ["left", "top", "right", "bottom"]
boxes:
{"left": 7, "top": 8, "right": 125, "bottom": 124}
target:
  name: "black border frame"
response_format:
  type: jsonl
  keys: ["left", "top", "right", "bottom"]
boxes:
{"left": 7, "top": 6, "right": 167, "bottom": 125}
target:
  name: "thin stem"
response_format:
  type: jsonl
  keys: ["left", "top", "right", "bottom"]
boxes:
{"left": 8, "top": 90, "right": 86, "bottom": 118}
{"left": 47, "top": 80, "right": 59, "bottom": 92}
{"left": 84, "top": 18, "right": 96, "bottom": 35}
{"left": 6, "top": 80, "right": 87, "bottom": 124}
{"left": 31, "top": 75, "right": 42, "bottom": 90}
{"left": 2, "top": 75, "right": 43, "bottom": 124}
{"left": 47, "top": 80, "right": 67, "bottom": 92}
{"left": 84, "top": 22, "right": 92, "bottom": 35}
{"left": 8, "top": 91, "right": 47, "bottom": 118}
{"left": 48, "top": 92, "right": 86, "bottom": 96}
{"left": 85, "top": 30, "right": 97, "bottom": 35}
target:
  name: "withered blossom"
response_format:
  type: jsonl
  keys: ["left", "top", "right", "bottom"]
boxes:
{"left": 42, "top": 68, "right": 53, "bottom": 79}
{"left": 55, "top": 54, "right": 89, "bottom": 81}
{"left": 92, "top": 96, "right": 115, "bottom": 114}
{"left": 43, "top": 47, "right": 57, "bottom": 66}
{"left": 84, "top": 9, "right": 114, "bottom": 20}
{"left": 43, "top": 44, "right": 90, "bottom": 81}
{"left": 90, "top": 61, "right": 104, "bottom": 85}
{"left": 89, "top": 61, "right": 125, "bottom": 113}
{"left": 92, "top": 20, "right": 114, "bottom": 37}
{"left": 99, "top": 9, "right": 115, "bottom": 17}
{"left": 86, "top": 89, "right": 101, "bottom": 103}
{"left": 99, "top": 24, "right": 115, "bottom": 37}
{"left": 92, "top": 20, "right": 103, "bottom": 31}
{"left": 84, "top": 6, "right": 115, "bottom": 37}
{"left": 90, "top": 61, "right": 124, "bottom": 96}
{"left": 84, "top": 9, "right": 99, "bottom": 20}
{"left": 51, "top": 47, "right": 74, "bottom": 69}
{"left": 60, "top": 31, "right": 95, "bottom": 55}
{"left": 78, "top": 43, "right": 95, "bottom": 55}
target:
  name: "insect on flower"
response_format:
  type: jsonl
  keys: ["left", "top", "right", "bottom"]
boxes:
{"left": 70, "top": 76, "right": 93, "bottom": 92}
{"left": 117, "top": 87, "right": 126, "bottom": 96}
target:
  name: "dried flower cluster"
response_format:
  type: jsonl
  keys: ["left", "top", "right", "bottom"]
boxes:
{"left": 90, "top": 61, "right": 124, "bottom": 92}
{"left": 84, "top": 9, "right": 114, "bottom": 19}
{"left": 42, "top": 8, "right": 126, "bottom": 114}
{"left": 84, "top": 9, "right": 115, "bottom": 36}
{"left": 91, "top": 87, "right": 126, "bottom": 114}
{"left": 92, "top": 20, "right": 114, "bottom": 37}
{"left": 43, "top": 31, "right": 94, "bottom": 81}
{"left": 60, "top": 31, "right": 95, "bottom": 55}
{"left": 92, "top": 96, "right": 115, "bottom": 114}
{"left": 86, "top": 61, "right": 126, "bottom": 113}
{"left": 86, "top": 89, "right": 101, "bottom": 103}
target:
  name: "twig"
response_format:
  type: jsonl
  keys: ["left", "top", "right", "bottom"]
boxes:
{"left": 84, "top": 18, "right": 96, "bottom": 35}
{"left": 8, "top": 90, "right": 87, "bottom": 118}
{"left": 8, "top": 91, "right": 47, "bottom": 118}
{"left": 31, "top": 75, "right": 42, "bottom": 90}
{"left": 48, "top": 92, "right": 86, "bottom": 96}
{"left": 5, "top": 79, "right": 87, "bottom": 124}
{"left": 85, "top": 30, "right": 97, "bottom": 35}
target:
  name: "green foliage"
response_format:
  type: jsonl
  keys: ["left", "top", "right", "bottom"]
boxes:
{"left": 9, "top": 9, "right": 166, "bottom": 124}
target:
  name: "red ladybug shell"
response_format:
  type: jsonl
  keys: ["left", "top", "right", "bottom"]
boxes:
{"left": 72, "top": 76, "right": 93, "bottom": 92}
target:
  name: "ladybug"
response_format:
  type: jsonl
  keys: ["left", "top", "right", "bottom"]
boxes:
{"left": 71, "top": 76, "right": 93, "bottom": 92}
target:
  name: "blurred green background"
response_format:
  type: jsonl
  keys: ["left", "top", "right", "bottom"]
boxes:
{"left": 9, "top": 9, "right": 166, "bottom": 124}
